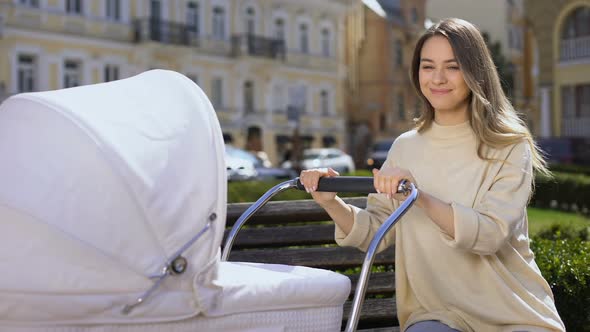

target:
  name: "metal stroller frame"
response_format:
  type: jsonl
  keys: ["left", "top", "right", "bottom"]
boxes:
{"left": 222, "top": 176, "right": 418, "bottom": 332}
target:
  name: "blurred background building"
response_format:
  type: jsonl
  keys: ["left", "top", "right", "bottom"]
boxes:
{"left": 346, "top": 0, "right": 425, "bottom": 167}
{"left": 0, "top": 0, "right": 351, "bottom": 166}
{"left": 1, "top": 0, "right": 588, "bottom": 168}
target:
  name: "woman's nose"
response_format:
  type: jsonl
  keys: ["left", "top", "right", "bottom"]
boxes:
{"left": 432, "top": 69, "right": 447, "bottom": 84}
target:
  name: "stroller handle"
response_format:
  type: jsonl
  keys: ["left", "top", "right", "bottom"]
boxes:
{"left": 296, "top": 176, "right": 377, "bottom": 193}
{"left": 296, "top": 176, "right": 412, "bottom": 196}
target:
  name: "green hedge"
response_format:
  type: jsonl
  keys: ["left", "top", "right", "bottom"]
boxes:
{"left": 531, "top": 238, "right": 590, "bottom": 331}
{"left": 533, "top": 172, "right": 590, "bottom": 213}
{"left": 549, "top": 163, "right": 590, "bottom": 176}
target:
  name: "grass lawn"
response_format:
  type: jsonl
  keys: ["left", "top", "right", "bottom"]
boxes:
{"left": 527, "top": 207, "right": 590, "bottom": 237}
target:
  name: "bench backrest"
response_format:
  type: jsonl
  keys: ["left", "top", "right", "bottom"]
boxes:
{"left": 223, "top": 197, "right": 399, "bottom": 330}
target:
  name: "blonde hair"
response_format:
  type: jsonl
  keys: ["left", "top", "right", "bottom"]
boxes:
{"left": 410, "top": 18, "right": 551, "bottom": 177}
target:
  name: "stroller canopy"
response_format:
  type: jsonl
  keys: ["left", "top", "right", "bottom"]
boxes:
{"left": 0, "top": 70, "right": 227, "bottom": 324}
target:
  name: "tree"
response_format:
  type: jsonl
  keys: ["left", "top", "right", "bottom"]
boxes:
{"left": 482, "top": 32, "right": 515, "bottom": 100}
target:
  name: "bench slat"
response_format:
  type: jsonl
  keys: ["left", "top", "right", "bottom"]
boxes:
{"left": 226, "top": 197, "right": 367, "bottom": 225}
{"left": 226, "top": 246, "right": 394, "bottom": 269}
{"left": 343, "top": 297, "right": 397, "bottom": 322}
{"left": 223, "top": 224, "right": 335, "bottom": 248}
{"left": 349, "top": 271, "right": 395, "bottom": 294}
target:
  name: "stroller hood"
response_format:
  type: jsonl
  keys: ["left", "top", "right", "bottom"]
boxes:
{"left": 0, "top": 70, "right": 227, "bottom": 325}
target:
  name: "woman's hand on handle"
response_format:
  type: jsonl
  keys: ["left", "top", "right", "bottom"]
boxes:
{"left": 300, "top": 167, "right": 340, "bottom": 205}
{"left": 372, "top": 167, "right": 417, "bottom": 201}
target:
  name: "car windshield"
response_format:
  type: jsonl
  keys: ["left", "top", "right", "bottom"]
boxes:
{"left": 303, "top": 152, "right": 322, "bottom": 159}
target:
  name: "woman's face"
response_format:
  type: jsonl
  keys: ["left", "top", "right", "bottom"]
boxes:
{"left": 418, "top": 35, "right": 470, "bottom": 122}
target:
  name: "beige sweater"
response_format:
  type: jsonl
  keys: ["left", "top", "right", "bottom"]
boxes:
{"left": 335, "top": 121, "right": 565, "bottom": 332}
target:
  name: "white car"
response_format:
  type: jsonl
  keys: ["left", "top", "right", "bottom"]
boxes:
{"left": 298, "top": 148, "right": 356, "bottom": 174}
{"left": 225, "top": 145, "right": 258, "bottom": 181}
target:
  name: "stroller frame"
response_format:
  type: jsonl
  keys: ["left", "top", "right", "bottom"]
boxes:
{"left": 222, "top": 176, "right": 418, "bottom": 332}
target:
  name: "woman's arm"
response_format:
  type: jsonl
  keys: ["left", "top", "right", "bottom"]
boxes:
{"left": 375, "top": 141, "right": 533, "bottom": 255}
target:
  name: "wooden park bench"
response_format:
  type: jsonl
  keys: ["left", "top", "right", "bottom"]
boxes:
{"left": 222, "top": 196, "right": 401, "bottom": 332}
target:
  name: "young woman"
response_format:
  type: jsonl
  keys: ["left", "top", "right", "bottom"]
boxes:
{"left": 299, "top": 18, "right": 565, "bottom": 332}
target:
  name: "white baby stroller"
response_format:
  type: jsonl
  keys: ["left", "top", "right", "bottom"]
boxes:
{"left": 0, "top": 70, "right": 417, "bottom": 332}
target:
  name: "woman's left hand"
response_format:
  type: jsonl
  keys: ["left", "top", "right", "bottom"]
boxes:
{"left": 372, "top": 166, "right": 417, "bottom": 201}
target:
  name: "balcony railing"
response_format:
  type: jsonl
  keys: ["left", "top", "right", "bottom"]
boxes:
{"left": 231, "top": 35, "right": 286, "bottom": 60}
{"left": 561, "top": 36, "right": 590, "bottom": 62}
{"left": 562, "top": 116, "right": 590, "bottom": 137}
{"left": 134, "top": 18, "right": 231, "bottom": 56}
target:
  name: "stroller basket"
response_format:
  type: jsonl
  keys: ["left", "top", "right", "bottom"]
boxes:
{"left": 222, "top": 176, "right": 418, "bottom": 332}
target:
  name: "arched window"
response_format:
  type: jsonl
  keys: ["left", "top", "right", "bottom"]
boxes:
{"left": 560, "top": 6, "right": 590, "bottom": 61}
{"left": 321, "top": 27, "right": 331, "bottom": 56}
{"left": 186, "top": 1, "right": 199, "bottom": 34}
{"left": 244, "top": 81, "right": 255, "bottom": 114}
{"left": 274, "top": 18, "right": 285, "bottom": 41}
{"left": 245, "top": 7, "right": 255, "bottom": 35}
{"left": 299, "top": 23, "right": 309, "bottom": 53}
{"left": 562, "top": 6, "right": 590, "bottom": 39}
{"left": 212, "top": 6, "right": 225, "bottom": 40}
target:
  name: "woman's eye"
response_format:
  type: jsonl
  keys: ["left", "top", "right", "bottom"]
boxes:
{"left": 448, "top": 66, "right": 460, "bottom": 70}
{"left": 421, "top": 66, "right": 434, "bottom": 70}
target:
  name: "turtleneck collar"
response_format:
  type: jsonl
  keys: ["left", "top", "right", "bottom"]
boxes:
{"left": 422, "top": 120, "right": 474, "bottom": 143}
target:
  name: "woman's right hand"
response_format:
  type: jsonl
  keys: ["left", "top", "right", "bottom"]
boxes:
{"left": 299, "top": 168, "right": 340, "bottom": 205}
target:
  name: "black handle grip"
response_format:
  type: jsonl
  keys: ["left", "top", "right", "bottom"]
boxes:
{"left": 296, "top": 176, "right": 377, "bottom": 193}
{"left": 295, "top": 176, "right": 412, "bottom": 195}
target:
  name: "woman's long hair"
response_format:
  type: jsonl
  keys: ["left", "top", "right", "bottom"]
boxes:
{"left": 410, "top": 18, "right": 550, "bottom": 177}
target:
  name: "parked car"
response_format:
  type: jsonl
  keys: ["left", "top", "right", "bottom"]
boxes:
{"left": 225, "top": 145, "right": 296, "bottom": 181}
{"left": 225, "top": 146, "right": 258, "bottom": 181}
{"left": 283, "top": 148, "right": 355, "bottom": 174}
{"left": 366, "top": 139, "right": 394, "bottom": 169}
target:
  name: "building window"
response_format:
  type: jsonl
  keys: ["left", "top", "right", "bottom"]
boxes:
{"left": 245, "top": 7, "right": 255, "bottom": 35}
{"left": 66, "top": 0, "right": 82, "bottom": 14}
{"left": 289, "top": 85, "right": 307, "bottom": 114}
{"left": 321, "top": 28, "right": 331, "bottom": 57}
{"left": 411, "top": 8, "right": 418, "bottom": 24}
{"left": 274, "top": 18, "right": 285, "bottom": 41}
{"left": 211, "top": 77, "right": 223, "bottom": 108}
{"left": 395, "top": 39, "right": 403, "bottom": 67}
{"left": 320, "top": 90, "right": 330, "bottom": 115}
{"left": 17, "top": 54, "right": 36, "bottom": 93}
{"left": 187, "top": 1, "right": 199, "bottom": 34}
{"left": 244, "top": 81, "right": 254, "bottom": 113}
{"left": 212, "top": 6, "right": 225, "bottom": 40}
{"left": 574, "top": 84, "right": 590, "bottom": 118}
{"left": 105, "top": 0, "right": 120, "bottom": 20}
{"left": 562, "top": 7, "right": 590, "bottom": 39}
{"left": 299, "top": 23, "right": 309, "bottom": 53}
{"left": 20, "top": 0, "right": 39, "bottom": 8}
{"left": 63, "top": 60, "right": 81, "bottom": 88}
{"left": 104, "top": 64, "right": 119, "bottom": 82}
{"left": 397, "top": 93, "right": 405, "bottom": 120}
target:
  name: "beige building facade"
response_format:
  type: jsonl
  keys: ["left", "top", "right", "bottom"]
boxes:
{"left": 524, "top": 0, "right": 590, "bottom": 139}
{"left": 0, "top": 0, "right": 352, "bottom": 165}
{"left": 345, "top": 0, "right": 426, "bottom": 166}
